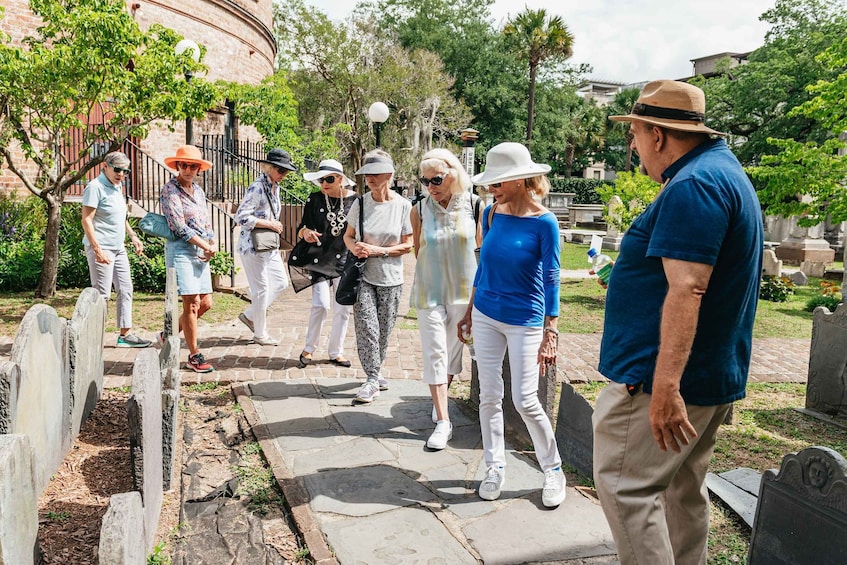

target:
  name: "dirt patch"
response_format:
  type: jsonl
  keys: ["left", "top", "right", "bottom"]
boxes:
{"left": 37, "top": 385, "right": 306, "bottom": 563}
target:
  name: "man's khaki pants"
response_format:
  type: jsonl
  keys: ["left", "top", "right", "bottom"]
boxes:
{"left": 593, "top": 383, "right": 731, "bottom": 565}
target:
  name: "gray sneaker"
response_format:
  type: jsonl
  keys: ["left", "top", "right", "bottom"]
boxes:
{"left": 478, "top": 466, "right": 505, "bottom": 501}
{"left": 354, "top": 381, "right": 380, "bottom": 403}
{"left": 378, "top": 378, "right": 390, "bottom": 391}
{"left": 116, "top": 334, "right": 152, "bottom": 348}
{"left": 238, "top": 313, "right": 254, "bottom": 333}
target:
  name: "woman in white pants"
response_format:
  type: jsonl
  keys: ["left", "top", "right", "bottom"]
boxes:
{"left": 290, "top": 159, "right": 357, "bottom": 368}
{"left": 458, "top": 142, "right": 566, "bottom": 508}
{"left": 410, "top": 149, "right": 480, "bottom": 450}
{"left": 235, "top": 148, "right": 296, "bottom": 345}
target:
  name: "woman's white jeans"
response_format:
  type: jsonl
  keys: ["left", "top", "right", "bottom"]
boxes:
{"left": 418, "top": 304, "right": 467, "bottom": 385}
{"left": 241, "top": 251, "right": 289, "bottom": 340}
{"left": 304, "top": 278, "right": 352, "bottom": 359}
{"left": 472, "top": 306, "right": 562, "bottom": 471}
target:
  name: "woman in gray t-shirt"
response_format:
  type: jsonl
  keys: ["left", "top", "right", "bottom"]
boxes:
{"left": 343, "top": 150, "right": 413, "bottom": 403}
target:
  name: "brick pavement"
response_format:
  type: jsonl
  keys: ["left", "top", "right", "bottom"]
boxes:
{"left": 94, "top": 254, "right": 811, "bottom": 389}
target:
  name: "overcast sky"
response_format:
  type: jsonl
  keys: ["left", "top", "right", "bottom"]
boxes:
{"left": 303, "top": 0, "right": 777, "bottom": 84}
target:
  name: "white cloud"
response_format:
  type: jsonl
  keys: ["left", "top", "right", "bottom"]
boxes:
{"left": 303, "top": 0, "right": 776, "bottom": 83}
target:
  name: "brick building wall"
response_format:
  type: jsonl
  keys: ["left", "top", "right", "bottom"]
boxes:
{"left": 0, "top": 0, "right": 275, "bottom": 194}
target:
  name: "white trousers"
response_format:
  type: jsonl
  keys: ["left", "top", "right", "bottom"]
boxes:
{"left": 241, "top": 251, "right": 289, "bottom": 339}
{"left": 472, "top": 307, "right": 562, "bottom": 471}
{"left": 418, "top": 304, "right": 467, "bottom": 385}
{"left": 303, "top": 279, "right": 352, "bottom": 359}
{"left": 86, "top": 246, "right": 133, "bottom": 329}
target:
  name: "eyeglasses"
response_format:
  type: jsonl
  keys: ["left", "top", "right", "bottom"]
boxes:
{"left": 110, "top": 165, "right": 131, "bottom": 174}
{"left": 420, "top": 176, "right": 445, "bottom": 187}
{"left": 177, "top": 162, "right": 200, "bottom": 171}
{"left": 489, "top": 182, "right": 503, "bottom": 188}
{"left": 320, "top": 175, "right": 337, "bottom": 184}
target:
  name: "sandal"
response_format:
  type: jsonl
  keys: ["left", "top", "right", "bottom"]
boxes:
{"left": 298, "top": 352, "right": 312, "bottom": 369}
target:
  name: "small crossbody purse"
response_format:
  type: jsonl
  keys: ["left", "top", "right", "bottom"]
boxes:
{"left": 251, "top": 186, "right": 281, "bottom": 252}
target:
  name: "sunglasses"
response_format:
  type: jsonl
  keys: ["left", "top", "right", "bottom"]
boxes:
{"left": 489, "top": 182, "right": 503, "bottom": 188}
{"left": 320, "top": 175, "right": 337, "bottom": 184}
{"left": 110, "top": 165, "right": 131, "bottom": 174}
{"left": 420, "top": 176, "right": 445, "bottom": 187}
{"left": 177, "top": 162, "right": 200, "bottom": 171}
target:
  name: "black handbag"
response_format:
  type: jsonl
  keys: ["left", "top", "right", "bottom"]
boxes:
{"left": 335, "top": 196, "right": 365, "bottom": 306}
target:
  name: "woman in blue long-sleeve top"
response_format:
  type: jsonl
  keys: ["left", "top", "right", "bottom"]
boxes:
{"left": 457, "top": 142, "right": 566, "bottom": 508}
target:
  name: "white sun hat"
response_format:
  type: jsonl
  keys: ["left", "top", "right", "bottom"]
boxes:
{"left": 471, "top": 142, "right": 551, "bottom": 186}
{"left": 302, "top": 159, "right": 355, "bottom": 187}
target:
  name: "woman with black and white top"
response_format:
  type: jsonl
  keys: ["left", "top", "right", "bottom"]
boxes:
{"left": 343, "top": 149, "right": 413, "bottom": 403}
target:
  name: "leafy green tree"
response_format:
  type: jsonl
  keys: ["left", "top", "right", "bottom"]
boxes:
{"left": 361, "top": 0, "right": 527, "bottom": 151}
{"left": 596, "top": 87, "right": 642, "bottom": 172}
{"left": 502, "top": 8, "right": 574, "bottom": 146}
{"left": 0, "top": 0, "right": 218, "bottom": 297}
{"left": 596, "top": 171, "right": 661, "bottom": 233}
{"left": 694, "top": 0, "right": 847, "bottom": 167}
{"left": 275, "top": 0, "right": 471, "bottom": 181}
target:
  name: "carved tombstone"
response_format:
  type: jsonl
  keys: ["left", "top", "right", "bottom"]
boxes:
{"left": 805, "top": 303, "right": 847, "bottom": 419}
{"left": 761, "top": 249, "right": 783, "bottom": 277}
{"left": 68, "top": 287, "right": 106, "bottom": 437}
{"left": 748, "top": 446, "right": 847, "bottom": 564}
{"left": 554, "top": 382, "right": 594, "bottom": 477}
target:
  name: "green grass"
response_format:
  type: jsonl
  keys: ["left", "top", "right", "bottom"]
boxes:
{"left": 558, "top": 242, "right": 841, "bottom": 340}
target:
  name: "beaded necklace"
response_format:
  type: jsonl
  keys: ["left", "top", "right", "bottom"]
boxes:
{"left": 324, "top": 191, "right": 347, "bottom": 236}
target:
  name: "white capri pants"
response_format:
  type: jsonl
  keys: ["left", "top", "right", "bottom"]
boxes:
{"left": 418, "top": 304, "right": 467, "bottom": 385}
{"left": 472, "top": 306, "right": 562, "bottom": 472}
{"left": 240, "top": 250, "right": 289, "bottom": 340}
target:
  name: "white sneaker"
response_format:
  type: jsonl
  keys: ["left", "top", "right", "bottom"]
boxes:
{"left": 354, "top": 381, "right": 380, "bottom": 403}
{"left": 478, "top": 466, "right": 505, "bottom": 501}
{"left": 252, "top": 336, "right": 279, "bottom": 346}
{"left": 426, "top": 421, "right": 453, "bottom": 450}
{"left": 542, "top": 466, "right": 567, "bottom": 508}
{"left": 377, "top": 378, "right": 390, "bottom": 391}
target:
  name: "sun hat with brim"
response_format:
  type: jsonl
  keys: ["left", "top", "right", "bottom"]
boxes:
{"left": 609, "top": 79, "right": 726, "bottom": 136}
{"left": 471, "top": 142, "right": 551, "bottom": 186}
{"left": 259, "top": 148, "right": 297, "bottom": 172}
{"left": 303, "top": 159, "right": 355, "bottom": 187}
{"left": 355, "top": 154, "right": 395, "bottom": 175}
{"left": 164, "top": 145, "right": 213, "bottom": 172}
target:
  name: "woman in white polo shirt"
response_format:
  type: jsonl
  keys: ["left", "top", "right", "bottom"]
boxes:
{"left": 81, "top": 151, "right": 151, "bottom": 348}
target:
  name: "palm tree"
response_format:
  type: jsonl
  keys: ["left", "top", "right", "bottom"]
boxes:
{"left": 503, "top": 8, "right": 574, "bottom": 146}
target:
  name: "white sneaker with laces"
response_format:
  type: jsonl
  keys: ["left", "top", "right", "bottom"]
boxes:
{"left": 478, "top": 466, "right": 505, "bottom": 501}
{"left": 354, "top": 381, "right": 380, "bottom": 403}
{"left": 426, "top": 421, "right": 453, "bottom": 450}
{"left": 542, "top": 466, "right": 567, "bottom": 507}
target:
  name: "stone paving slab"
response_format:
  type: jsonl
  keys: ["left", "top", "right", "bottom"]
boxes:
{"left": 244, "top": 377, "right": 618, "bottom": 564}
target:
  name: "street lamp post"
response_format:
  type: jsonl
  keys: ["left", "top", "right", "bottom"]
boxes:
{"left": 460, "top": 128, "right": 479, "bottom": 179}
{"left": 175, "top": 39, "right": 201, "bottom": 145}
{"left": 368, "top": 102, "right": 390, "bottom": 148}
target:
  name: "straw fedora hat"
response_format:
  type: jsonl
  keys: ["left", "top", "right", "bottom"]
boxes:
{"left": 164, "top": 145, "right": 213, "bottom": 171}
{"left": 303, "top": 159, "right": 355, "bottom": 187}
{"left": 471, "top": 142, "right": 551, "bottom": 186}
{"left": 610, "top": 80, "right": 726, "bottom": 136}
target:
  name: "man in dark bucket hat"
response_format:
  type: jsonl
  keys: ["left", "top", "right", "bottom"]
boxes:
{"left": 593, "top": 80, "right": 764, "bottom": 565}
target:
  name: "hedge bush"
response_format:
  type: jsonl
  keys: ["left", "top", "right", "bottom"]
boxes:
{"left": 548, "top": 178, "right": 610, "bottom": 204}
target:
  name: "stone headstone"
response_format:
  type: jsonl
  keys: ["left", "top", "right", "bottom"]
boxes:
{"left": 471, "top": 350, "right": 556, "bottom": 449}
{"left": 68, "top": 287, "right": 106, "bottom": 437}
{"left": 10, "top": 304, "right": 71, "bottom": 493}
{"left": 805, "top": 303, "right": 847, "bottom": 419}
{"left": 762, "top": 249, "right": 783, "bottom": 277}
{"left": 98, "top": 491, "right": 146, "bottom": 565}
{"left": 0, "top": 435, "right": 38, "bottom": 565}
{"left": 163, "top": 268, "right": 178, "bottom": 339}
{"left": 162, "top": 389, "right": 179, "bottom": 491}
{"left": 748, "top": 446, "right": 847, "bottom": 564}
{"left": 788, "top": 270, "right": 808, "bottom": 286}
{"left": 128, "top": 348, "right": 163, "bottom": 551}
{"left": 159, "top": 335, "right": 180, "bottom": 390}
{"left": 0, "top": 361, "right": 21, "bottom": 434}
{"left": 554, "top": 382, "right": 594, "bottom": 477}
{"left": 800, "top": 260, "right": 826, "bottom": 278}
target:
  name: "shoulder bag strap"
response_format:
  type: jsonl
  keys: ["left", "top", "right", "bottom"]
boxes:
{"left": 263, "top": 185, "right": 279, "bottom": 220}
{"left": 358, "top": 195, "right": 364, "bottom": 240}
{"left": 486, "top": 202, "right": 497, "bottom": 233}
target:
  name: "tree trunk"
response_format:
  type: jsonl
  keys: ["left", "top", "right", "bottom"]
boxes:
{"left": 625, "top": 145, "right": 633, "bottom": 172}
{"left": 526, "top": 64, "right": 538, "bottom": 146}
{"left": 36, "top": 192, "right": 63, "bottom": 298}
{"left": 564, "top": 144, "right": 575, "bottom": 178}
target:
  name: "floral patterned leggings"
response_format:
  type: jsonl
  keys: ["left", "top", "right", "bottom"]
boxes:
{"left": 353, "top": 282, "right": 402, "bottom": 381}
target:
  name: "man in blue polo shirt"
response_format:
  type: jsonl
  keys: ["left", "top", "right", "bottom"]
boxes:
{"left": 593, "top": 80, "right": 763, "bottom": 565}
